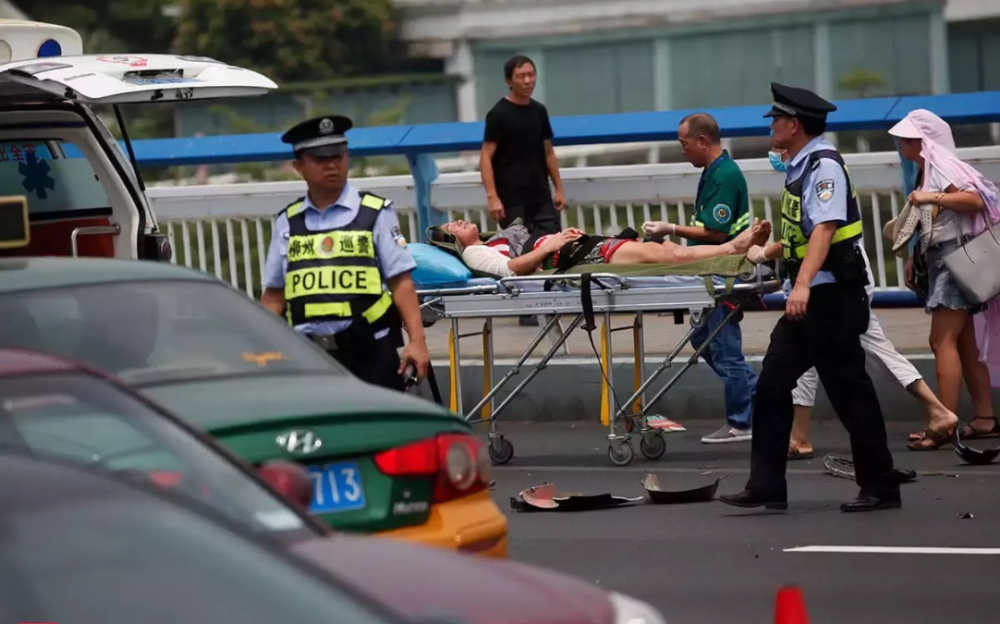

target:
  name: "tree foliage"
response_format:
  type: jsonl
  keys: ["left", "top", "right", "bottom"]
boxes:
{"left": 173, "top": 0, "right": 402, "bottom": 83}
{"left": 16, "top": 0, "right": 177, "bottom": 54}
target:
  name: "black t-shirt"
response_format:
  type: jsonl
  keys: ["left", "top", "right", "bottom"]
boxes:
{"left": 483, "top": 97, "right": 553, "bottom": 205}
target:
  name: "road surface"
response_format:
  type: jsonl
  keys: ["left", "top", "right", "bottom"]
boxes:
{"left": 483, "top": 420, "right": 1000, "bottom": 624}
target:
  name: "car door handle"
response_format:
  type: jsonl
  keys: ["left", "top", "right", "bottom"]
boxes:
{"left": 71, "top": 224, "right": 122, "bottom": 257}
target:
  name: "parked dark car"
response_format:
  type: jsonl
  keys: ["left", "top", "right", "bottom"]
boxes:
{"left": 0, "top": 348, "right": 666, "bottom": 624}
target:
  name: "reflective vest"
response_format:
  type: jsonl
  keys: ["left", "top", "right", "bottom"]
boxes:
{"left": 780, "top": 149, "right": 863, "bottom": 278}
{"left": 280, "top": 192, "right": 394, "bottom": 330}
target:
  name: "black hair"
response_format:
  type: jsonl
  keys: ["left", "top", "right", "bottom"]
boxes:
{"left": 800, "top": 117, "right": 827, "bottom": 137}
{"left": 504, "top": 55, "right": 536, "bottom": 81}
{"left": 680, "top": 113, "right": 721, "bottom": 145}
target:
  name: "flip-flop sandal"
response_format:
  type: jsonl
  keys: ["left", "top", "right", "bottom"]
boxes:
{"left": 907, "top": 426, "right": 955, "bottom": 451}
{"left": 788, "top": 446, "right": 815, "bottom": 460}
{"left": 957, "top": 416, "right": 1000, "bottom": 440}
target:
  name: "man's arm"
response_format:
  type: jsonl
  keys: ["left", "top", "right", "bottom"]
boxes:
{"left": 481, "top": 141, "right": 499, "bottom": 202}
{"left": 373, "top": 205, "right": 429, "bottom": 380}
{"left": 671, "top": 224, "right": 728, "bottom": 244}
{"left": 387, "top": 272, "right": 426, "bottom": 347}
{"left": 785, "top": 159, "right": 849, "bottom": 320}
{"left": 481, "top": 110, "right": 505, "bottom": 221}
{"left": 677, "top": 182, "right": 744, "bottom": 244}
{"left": 260, "top": 214, "right": 290, "bottom": 317}
{"left": 544, "top": 139, "right": 565, "bottom": 209}
{"left": 792, "top": 223, "right": 835, "bottom": 290}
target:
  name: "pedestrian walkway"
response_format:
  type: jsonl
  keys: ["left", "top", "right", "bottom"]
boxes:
{"left": 424, "top": 308, "right": 931, "bottom": 358}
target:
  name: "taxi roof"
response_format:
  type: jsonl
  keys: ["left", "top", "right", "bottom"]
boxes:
{"left": 0, "top": 256, "right": 216, "bottom": 294}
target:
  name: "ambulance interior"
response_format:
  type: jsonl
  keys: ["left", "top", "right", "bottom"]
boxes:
{"left": 0, "top": 21, "right": 149, "bottom": 260}
{"left": 0, "top": 20, "right": 277, "bottom": 262}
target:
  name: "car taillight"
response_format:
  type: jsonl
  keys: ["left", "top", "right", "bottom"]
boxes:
{"left": 374, "top": 434, "right": 489, "bottom": 503}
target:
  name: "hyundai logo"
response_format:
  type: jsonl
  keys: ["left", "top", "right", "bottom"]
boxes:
{"left": 276, "top": 429, "right": 323, "bottom": 455}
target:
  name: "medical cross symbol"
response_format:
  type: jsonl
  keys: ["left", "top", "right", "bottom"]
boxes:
{"left": 19, "top": 152, "right": 56, "bottom": 199}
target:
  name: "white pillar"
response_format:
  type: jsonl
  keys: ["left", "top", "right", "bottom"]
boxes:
{"left": 813, "top": 21, "right": 837, "bottom": 147}
{"left": 929, "top": 10, "right": 950, "bottom": 94}
{"left": 446, "top": 39, "right": 478, "bottom": 122}
{"left": 653, "top": 38, "right": 672, "bottom": 111}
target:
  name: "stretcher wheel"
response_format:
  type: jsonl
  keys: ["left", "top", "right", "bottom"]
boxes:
{"left": 608, "top": 441, "right": 634, "bottom": 467}
{"left": 489, "top": 437, "right": 514, "bottom": 465}
{"left": 640, "top": 433, "right": 666, "bottom": 460}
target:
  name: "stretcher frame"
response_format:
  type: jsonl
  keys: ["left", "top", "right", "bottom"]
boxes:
{"left": 417, "top": 265, "right": 781, "bottom": 466}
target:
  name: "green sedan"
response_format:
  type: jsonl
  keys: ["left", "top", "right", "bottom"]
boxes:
{"left": 0, "top": 257, "right": 507, "bottom": 558}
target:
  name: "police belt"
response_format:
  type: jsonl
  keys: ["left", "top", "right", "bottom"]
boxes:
{"left": 306, "top": 326, "right": 369, "bottom": 353}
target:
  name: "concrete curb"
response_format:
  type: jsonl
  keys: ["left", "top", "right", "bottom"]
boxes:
{"left": 411, "top": 355, "right": 997, "bottom": 423}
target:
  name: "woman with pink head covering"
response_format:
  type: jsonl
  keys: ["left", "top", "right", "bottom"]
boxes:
{"left": 889, "top": 108, "right": 1000, "bottom": 449}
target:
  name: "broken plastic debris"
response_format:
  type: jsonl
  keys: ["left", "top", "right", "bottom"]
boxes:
{"left": 642, "top": 473, "right": 728, "bottom": 505}
{"left": 509, "top": 482, "right": 644, "bottom": 512}
{"left": 954, "top": 431, "right": 1000, "bottom": 466}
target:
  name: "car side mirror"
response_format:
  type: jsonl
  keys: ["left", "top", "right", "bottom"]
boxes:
{"left": 256, "top": 460, "right": 313, "bottom": 511}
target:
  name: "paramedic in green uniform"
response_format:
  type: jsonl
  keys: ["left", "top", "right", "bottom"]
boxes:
{"left": 644, "top": 113, "right": 757, "bottom": 444}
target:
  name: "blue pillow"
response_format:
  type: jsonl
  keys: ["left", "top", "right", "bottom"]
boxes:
{"left": 409, "top": 243, "right": 472, "bottom": 288}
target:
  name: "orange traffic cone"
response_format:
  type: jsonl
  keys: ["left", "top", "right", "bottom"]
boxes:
{"left": 775, "top": 584, "right": 809, "bottom": 624}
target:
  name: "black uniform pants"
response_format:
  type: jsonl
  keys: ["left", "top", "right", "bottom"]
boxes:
{"left": 746, "top": 282, "right": 896, "bottom": 497}
{"left": 329, "top": 334, "right": 405, "bottom": 392}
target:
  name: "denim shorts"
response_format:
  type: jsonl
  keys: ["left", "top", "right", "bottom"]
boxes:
{"left": 924, "top": 237, "right": 985, "bottom": 314}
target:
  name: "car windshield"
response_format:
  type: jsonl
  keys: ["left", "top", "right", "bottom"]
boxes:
{"left": 0, "top": 372, "right": 317, "bottom": 541}
{"left": 0, "top": 457, "right": 399, "bottom": 624}
{"left": 0, "top": 280, "right": 346, "bottom": 384}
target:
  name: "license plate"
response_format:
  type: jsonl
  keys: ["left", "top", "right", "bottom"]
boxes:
{"left": 306, "top": 461, "right": 366, "bottom": 514}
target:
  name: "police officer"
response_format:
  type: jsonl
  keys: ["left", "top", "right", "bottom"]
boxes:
{"left": 719, "top": 83, "right": 900, "bottom": 513}
{"left": 260, "top": 115, "right": 430, "bottom": 391}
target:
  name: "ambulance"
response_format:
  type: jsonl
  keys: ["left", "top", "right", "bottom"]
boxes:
{"left": 0, "top": 20, "right": 277, "bottom": 259}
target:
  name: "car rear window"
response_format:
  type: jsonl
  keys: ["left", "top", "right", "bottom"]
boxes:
{"left": 0, "top": 280, "right": 347, "bottom": 384}
{"left": 0, "top": 139, "right": 112, "bottom": 218}
{"left": 0, "top": 372, "right": 313, "bottom": 539}
{"left": 0, "top": 464, "right": 397, "bottom": 624}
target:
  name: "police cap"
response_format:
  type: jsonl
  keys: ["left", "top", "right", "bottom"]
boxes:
{"left": 763, "top": 82, "right": 837, "bottom": 120}
{"left": 282, "top": 115, "right": 353, "bottom": 158}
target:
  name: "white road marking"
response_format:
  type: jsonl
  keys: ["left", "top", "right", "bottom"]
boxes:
{"left": 785, "top": 546, "right": 1000, "bottom": 555}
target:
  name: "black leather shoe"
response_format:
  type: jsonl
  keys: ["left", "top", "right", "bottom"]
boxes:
{"left": 840, "top": 489, "right": 901, "bottom": 513}
{"left": 892, "top": 468, "right": 917, "bottom": 483}
{"left": 719, "top": 489, "right": 788, "bottom": 511}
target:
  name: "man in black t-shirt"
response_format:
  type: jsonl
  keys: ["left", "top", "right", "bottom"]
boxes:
{"left": 480, "top": 54, "right": 566, "bottom": 236}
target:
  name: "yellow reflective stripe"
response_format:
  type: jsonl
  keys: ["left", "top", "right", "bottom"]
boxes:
{"left": 302, "top": 292, "right": 392, "bottom": 322}
{"left": 285, "top": 266, "right": 383, "bottom": 299}
{"left": 304, "top": 302, "right": 352, "bottom": 318}
{"left": 786, "top": 221, "right": 864, "bottom": 259}
{"left": 360, "top": 194, "right": 386, "bottom": 210}
{"left": 286, "top": 201, "right": 305, "bottom": 219}
{"left": 362, "top": 291, "right": 392, "bottom": 323}
{"left": 287, "top": 231, "right": 375, "bottom": 262}
{"left": 831, "top": 220, "right": 863, "bottom": 244}
{"left": 729, "top": 211, "right": 751, "bottom": 234}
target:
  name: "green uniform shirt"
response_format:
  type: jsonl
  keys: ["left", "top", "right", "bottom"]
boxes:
{"left": 688, "top": 150, "right": 751, "bottom": 246}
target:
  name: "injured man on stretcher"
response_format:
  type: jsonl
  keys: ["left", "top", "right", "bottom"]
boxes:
{"left": 441, "top": 218, "right": 772, "bottom": 277}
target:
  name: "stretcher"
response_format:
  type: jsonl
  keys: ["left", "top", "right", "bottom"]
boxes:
{"left": 414, "top": 247, "right": 783, "bottom": 467}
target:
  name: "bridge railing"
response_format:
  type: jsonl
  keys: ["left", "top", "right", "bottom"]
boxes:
{"left": 147, "top": 145, "right": 1000, "bottom": 300}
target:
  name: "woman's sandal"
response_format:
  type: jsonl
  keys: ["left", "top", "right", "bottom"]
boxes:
{"left": 957, "top": 416, "right": 1000, "bottom": 440}
{"left": 907, "top": 426, "right": 956, "bottom": 451}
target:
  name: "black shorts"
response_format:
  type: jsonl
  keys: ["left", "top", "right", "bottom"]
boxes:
{"left": 499, "top": 196, "right": 559, "bottom": 235}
